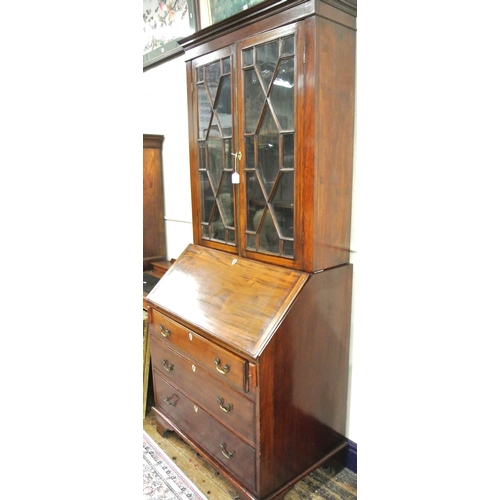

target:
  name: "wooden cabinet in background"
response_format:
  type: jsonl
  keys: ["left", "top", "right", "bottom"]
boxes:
{"left": 143, "top": 134, "right": 166, "bottom": 270}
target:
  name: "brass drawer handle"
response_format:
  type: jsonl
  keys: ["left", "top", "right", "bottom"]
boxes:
{"left": 162, "top": 359, "right": 174, "bottom": 372}
{"left": 163, "top": 394, "right": 178, "bottom": 407}
{"left": 217, "top": 396, "right": 233, "bottom": 413}
{"left": 220, "top": 442, "right": 234, "bottom": 459}
{"left": 160, "top": 325, "right": 171, "bottom": 337}
{"left": 214, "top": 357, "right": 230, "bottom": 374}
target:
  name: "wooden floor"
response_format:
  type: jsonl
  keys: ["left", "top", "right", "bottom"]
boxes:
{"left": 143, "top": 409, "right": 357, "bottom": 500}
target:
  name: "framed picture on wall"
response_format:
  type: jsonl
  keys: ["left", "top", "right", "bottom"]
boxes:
{"left": 198, "top": 0, "right": 267, "bottom": 29}
{"left": 143, "top": 0, "right": 198, "bottom": 68}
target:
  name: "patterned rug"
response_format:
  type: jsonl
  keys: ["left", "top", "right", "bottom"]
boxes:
{"left": 143, "top": 430, "right": 207, "bottom": 500}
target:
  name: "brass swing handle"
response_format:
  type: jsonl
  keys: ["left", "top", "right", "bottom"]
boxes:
{"left": 220, "top": 442, "right": 235, "bottom": 459}
{"left": 160, "top": 325, "right": 171, "bottom": 337}
{"left": 214, "top": 357, "right": 230, "bottom": 374}
{"left": 217, "top": 396, "right": 233, "bottom": 413}
{"left": 163, "top": 394, "right": 178, "bottom": 407}
{"left": 162, "top": 359, "right": 174, "bottom": 372}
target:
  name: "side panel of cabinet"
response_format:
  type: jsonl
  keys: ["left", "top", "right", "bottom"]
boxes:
{"left": 306, "top": 16, "right": 356, "bottom": 271}
{"left": 257, "top": 264, "right": 352, "bottom": 497}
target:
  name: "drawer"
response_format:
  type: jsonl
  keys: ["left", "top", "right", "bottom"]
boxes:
{"left": 150, "top": 309, "right": 248, "bottom": 392}
{"left": 153, "top": 373, "right": 256, "bottom": 492}
{"left": 150, "top": 336, "right": 255, "bottom": 443}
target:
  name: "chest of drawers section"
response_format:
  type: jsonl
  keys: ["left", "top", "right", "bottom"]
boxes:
{"left": 149, "top": 308, "right": 258, "bottom": 492}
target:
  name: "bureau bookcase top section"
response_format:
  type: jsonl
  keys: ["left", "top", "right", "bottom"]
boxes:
{"left": 146, "top": 244, "right": 309, "bottom": 357}
{"left": 180, "top": 0, "right": 356, "bottom": 273}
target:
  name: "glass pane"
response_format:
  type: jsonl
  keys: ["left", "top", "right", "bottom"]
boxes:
{"left": 283, "top": 239, "right": 294, "bottom": 257}
{"left": 197, "top": 83, "right": 211, "bottom": 140}
{"left": 218, "top": 172, "right": 234, "bottom": 225}
{"left": 271, "top": 173, "right": 294, "bottom": 240}
{"left": 283, "top": 133, "right": 294, "bottom": 169}
{"left": 257, "top": 105, "right": 280, "bottom": 194}
{"left": 215, "top": 75, "right": 232, "bottom": 137}
{"left": 272, "top": 204, "right": 294, "bottom": 239}
{"left": 244, "top": 69, "right": 265, "bottom": 133}
{"left": 242, "top": 48, "right": 253, "bottom": 67}
{"left": 256, "top": 208, "right": 279, "bottom": 253}
{"left": 207, "top": 133, "right": 223, "bottom": 192}
{"left": 210, "top": 203, "right": 223, "bottom": 240}
{"left": 199, "top": 141, "right": 206, "bottom": 169}
{"left": 246, "top": 233, "right": 256, "bottom": 250}
{"left": 246, "top": 170, "right": 265, "bottom": 231}
{"left": 272, "top": 170, "right": 294, "bottom": 206}
{"left": 223, "top": 139, "right": 232, "bottom": 170}
{"left": 205, "top": 61, "right": 221, "bottom": 102}
{"left": 222, "top": 56, "right": 231, "bottom": 74}
{"left": 245, "top": 136, "right": 255, "bottom": 168}
{"left": 270, "top": 58, "right": 294, "bottom": 130}
{"left": 256, "top": 41, "right": 279, "bottom": 92}
{"left": 281, "top": 36, "right": 294, "bottom": 56}
{"left": 196, "top": 66, "right": 204, "bottom": 82}
{"left": 227, "top": 228, "right": 235, "bottom": 243}
{"left": 199, "top": 170, "right": 214, "bottom": 224}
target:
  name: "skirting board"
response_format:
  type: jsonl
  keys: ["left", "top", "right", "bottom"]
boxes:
{"left": 346, "top": 439, "right": 357, "bottom": 473}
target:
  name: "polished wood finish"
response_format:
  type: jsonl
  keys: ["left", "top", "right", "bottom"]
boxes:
{"left": 147, "top": 1, "right": 356, "bottom": 497}
{"left": 143, "top": 134, "right": 166, "bottom": 270}
{"left": 147, "top": 244, "right": 309, "bottom": 357}
{"left": 180, "top": 0, "right": 356, "bottom": 273}
{"left": 146, "top": 244, "right": 352, "bottom": 499}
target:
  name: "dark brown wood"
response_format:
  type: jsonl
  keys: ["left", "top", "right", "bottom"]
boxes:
{"left": 147, "top": 0, "right": 356, "bottom": 497}
{"left": 147, "top": 244, "right": 309, "bottom": 357}
{"left": 143, "top": 134, "right": 166, "bottom": 270}
{"left": 147, "top": 245, "right": 352, "bottom": 499}
{"left": 181, "top": 0, "right": 356, "bottom": 273}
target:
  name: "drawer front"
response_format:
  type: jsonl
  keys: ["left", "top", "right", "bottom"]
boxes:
{"left": 153, "top": 373, "right": 256, "bottom": 491}
{"left": 150, "top": 309, "right": 248, "bottom": 392}
{"left": 150, "top": 336, "right": 255, "bottom": 443}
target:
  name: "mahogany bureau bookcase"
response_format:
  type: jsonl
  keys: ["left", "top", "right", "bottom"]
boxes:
{"left": 146, "top": 1, "right": 356, "bottom": 498}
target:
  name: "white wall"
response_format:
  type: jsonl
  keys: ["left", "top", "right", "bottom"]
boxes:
{"left": 143, "top": 56, "right": 194, "bottom": 260}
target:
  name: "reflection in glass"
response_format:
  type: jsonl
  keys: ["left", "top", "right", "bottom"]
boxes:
{"left": 243, "top": 34, "right": 296, "bottom": 258}
{"left": 244, "top": 69, "right": 265, "bottom": 133}
{"left": 282, "top": 36, "right": 294, "bottom": 56}
{"left": 270, "top": 58, "right": 294, "bottom": 130}
{"left": 256, "top": 41, "right": 279, "bottom": 91}
{"left": 196, "top": 57, "right": 235, "bottom": 246}
{"left": 257, "top": 106, "right": 280, "bottom": 194}
{"left": 205, "top": 61, "right": 221, "bottom": 102}
{"left": 283, "top": 133, "right": 294, "bottom": 169}
{"left": 199, "top": 170, "right": 213, "bottom": 224}
{"left": 215, "top": 75, "right": 232, "bottom": 136}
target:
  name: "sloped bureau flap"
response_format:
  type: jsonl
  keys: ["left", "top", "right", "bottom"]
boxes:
{"left": 147, "top": 244, "right": 309, "bottom": 358}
